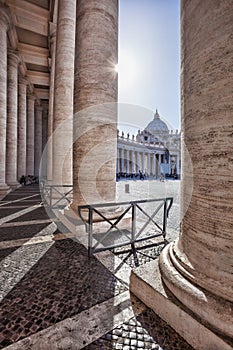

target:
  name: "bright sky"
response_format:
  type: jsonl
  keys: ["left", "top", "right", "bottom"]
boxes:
{"left": 117, "top": 0, "right": 180, "bottom": 134}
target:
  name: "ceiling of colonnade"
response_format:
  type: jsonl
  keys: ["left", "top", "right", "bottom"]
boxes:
{"left": 6, "top": 0, "right": 55, "bottom": 103}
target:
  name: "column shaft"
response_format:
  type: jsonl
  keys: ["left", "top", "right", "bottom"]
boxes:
{"left": 6, "top": 50, "right": 20, "bottom": 188}
{"left": 73, "top": 0, "right": 118, "bottom": 206}
{"left": 53, "top": 0, "right": 76, "bottom": 186}
{"left": 26, "top": 95, "right": 35, "bottom": 175}
{"left": 47, "top": 25, "right": 56, "bottom": 181}
{"left": 17, "top": 77, "right": 28, "bottom": 179}
{"left": 34, "top": 105, "right": 43, "bottom": 177}
{"left": 160, "top": 0, "right": 233, "bottom": 338}
{"left": 0, "top": 6, "right": 10, "bottom": 195}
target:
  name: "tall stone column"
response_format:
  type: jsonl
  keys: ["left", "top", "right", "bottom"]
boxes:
{"left": 26, "top": 94, "right": 36, "bottom": 175}
{"left": 17, "top": 76, "right": 28, "bottom": 179}
{"left": 136, "top": 152, "right": 140, "bottom": 172}
{"left": 52, "top": 0, "right": 76, "bottom": 186}
{"left": 153, "top": 153, "right": 156, "bottom": 176}
{"left": 142, "top": 152, "right": 145, "bottom": 173}
{"left": 126, "top": 150, "right": 129, "bottom": 174}
{"left": 73, "top": 0, "right": 118, "bottom": 207}
{"left": 6, "top": 50, "right": 20, "bottom": 188}
{"left": 147, "top": 153, "right": 151, "bottom": 175}
{"left": 47, "top": 24, "right": 56, "bottom": 181}
{"left": 120, "top": 149, "right": 124, "bottom": 173}
{"left": 159, "top": 0, "right": 233, "bottom": 339}
{"left": 0, "top": 5, "right": 10, "bottom": 196}
{"left": 34, "top": 105, "right": 43, "bottom": 177}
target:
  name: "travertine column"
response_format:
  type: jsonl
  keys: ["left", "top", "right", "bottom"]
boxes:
{"left": 126, "top": 150, "right": 129, "bottom": 174}
{"left": 120, "top": 149, "right": 124, "bottom": 173}
{"left": 153, "top": 153, "right": 156, "bottom": 176}
{"left": 26, "top": 94, "right": 36, "bottom": 175}
{"left": 17, "top": 76, "right": 28, "bottom": 179}
{"left": 6, "top": 50, "right": 20, "bottom": 188}
{"left": 0, "top": 5, "right": 10, "bottom": 195}
{"left": 73, "top": 0, "right": 118, "bottom": 207}
{"left": 158, "top": 154, "right": 161, "bottom": 174}
{"left": 53, "top": 0, "right": 76, "bottom": 185}
{"left": 160, "top": 0, "right": 233, "bottom": 339}
{"left": 142, "top": 152, "right": 145, "bottom": 172}
{"left": 136, "top": 152, "right": 140, "bottom": 172}
{"left": 47, "top": 24, "right": 56, "bottom": 181}
{"left": 34, "top": 105, "right": 43, "bottom": 177}
{"left": 147, "top": 153, "right": 151, "bottom": 175}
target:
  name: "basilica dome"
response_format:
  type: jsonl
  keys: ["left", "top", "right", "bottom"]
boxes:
{"left": 145, "top": 110, "right": 169, "bottom": 134}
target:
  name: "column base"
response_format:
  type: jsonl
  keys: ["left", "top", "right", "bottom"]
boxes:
{"left": 7, "top": 181, "right": 20, "bottom": 190}
{"left": 130, "top": 257, "right": 233, "bottom": 350}
{"left": 159, "top": 242, "right": 233, "bottom": 340}
{"left": 0, "top": 184, "right": 10, "bottom": 200}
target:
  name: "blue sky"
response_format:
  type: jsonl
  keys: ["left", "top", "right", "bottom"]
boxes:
{"left": 118, "top": 0, "right": 180, "bottom": 133}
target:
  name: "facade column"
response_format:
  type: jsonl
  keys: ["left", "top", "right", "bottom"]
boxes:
{"left": 47, "top": 23, "right": 57, "bottom": 181}
{"left": 34, "top": 105, "right": 43, "bottom": 177}
{"left": 158, "top": 154, "right": 161, "bottom": 175}
{"left": 176, "top": 154, "right": 180, "bottom": 175}
{"left": 160, "top": 0, "right": 233, "bottom": 339}
{"left": 73, "top": 0, "right": 118, "bottom": 206}
{"left": 147, "top": 152, "right": 151, "bottom": 176}
{"left": 120, "top": 149, "right": 124, "bottom": 173}
{"left": 53, "top": 0, "right": 76, "bottom": 186}
{"left": 126, "top": 149, "right": 129, "bottom": 174}
{"left": 136, "top": 152, "right": 140, "bottom": 172}
{"left": 142, "top": 152, "right": 145, "bottom": 173}
{"left": 116, "top": 148, "right": 119, "bottom": 174}
{"left": 0, "top": 5, "right": 10, "bottom": 196}
{"left": 131, "top": 151, "right": 135, "bottom": 173}
{"left": 17, "top": 76, "right": 28, "bottom": 179}
{"left": 6, "top": 50, "right": 20, "bottom": 188}
{"left": 153, "top": 153, "right": 156, "bottom": 176}
{"left": 26, "top": 94, "right": 36, "bottom": 175}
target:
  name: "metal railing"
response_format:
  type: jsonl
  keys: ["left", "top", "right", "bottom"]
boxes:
{"left": 40, "top": 183, "right": 73, "bottom": 208}
{"left": 78, "top": 197, "right": 173, "bottom": 256}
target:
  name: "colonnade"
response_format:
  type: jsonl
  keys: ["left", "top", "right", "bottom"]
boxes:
{"left": 0, "top": 4, "right": 47, "bottom": 196}
{"left": 117, "top": 147, "right": 180, "bottom": 177}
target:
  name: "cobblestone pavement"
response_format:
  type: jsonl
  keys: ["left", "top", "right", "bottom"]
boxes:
{"left": 0, "top": 182, "right": 194, "bottom": 349}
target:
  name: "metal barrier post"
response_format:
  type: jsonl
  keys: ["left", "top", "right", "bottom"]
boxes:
{"left": 49, "top": 186, "right": 52, "bottom": 207}
{"left": 88, "top": 207, "right": 93, "bottom": 257}
{"left": 162, "top": 199, "right": 168, "bottom": 238}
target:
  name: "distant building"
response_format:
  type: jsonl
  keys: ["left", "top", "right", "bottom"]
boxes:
{"left": 117, "top": 110, "right": 180, "bottom": 178}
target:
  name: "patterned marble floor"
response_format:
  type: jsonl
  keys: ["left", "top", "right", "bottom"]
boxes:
{"left": 0, "top": 184, "right": 194, "bottom": 350}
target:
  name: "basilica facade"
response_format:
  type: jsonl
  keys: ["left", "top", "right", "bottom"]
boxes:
{"left": 117, "top": 110, "right": 180, "bottom": 178}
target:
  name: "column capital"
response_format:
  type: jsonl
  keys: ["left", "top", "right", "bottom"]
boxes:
{"left": 0, "top": 4, "right": 10, "bottom": 31}
{"left": 18, "top": 75, "right": 28, "bottom": 86}
{"left": 7, "top": 49, "right": 20, "bottom": 67}
{"left": 27, "top": 93, "right": 36, "bottom": 101}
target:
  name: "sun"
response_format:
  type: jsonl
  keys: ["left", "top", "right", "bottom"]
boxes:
{"left": 114, "top": 63, "right": 119, "bottom": 73}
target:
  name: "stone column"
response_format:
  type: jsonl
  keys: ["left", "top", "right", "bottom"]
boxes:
{"left": 52, "top": 0, "right": 76, "bottom": 186}
{"left": 0, "top": 5, "right": 10, "bottom": 196}
{"left": 17, "top": 76, "right": 28, "bottom": 179}
{"left": 159, "top": 0, "right": 233, "bottom": 339}
{"left": 47, "top": 24, "right": 56, "bottom": 181}
{"left": 26, "top": 94, "right": 36, "bottom": 175}
{"left": 147, "top": 153, "right": 151, "bottom": 176}
{"left": 126, "top": 149, "right": 129, "bottom": 174}
{"left": 119, "top": 149, "right": 123, "bottom": 173}
{"left": 6, "top": 50, "right": 20, "bottom": 188}
{"left": 137, "top": 152, "right": 140, "bottom": 172}
{"left": 116, "top": 148, "right": 119, "bottom": 174}
{"left": 34, "top": 105, "right": 43, "bottom": 177}
{"left": 158, "top": 154, "right": 161, "bottom": 175}
{"left": 176, "top": 154, "right": 180, "bottom": 175}
{"left": 131, "top": 151, "right": 135, "bottom": 173}
{"left": 142, "top": 152, "right": 145, "bottom": 173}
{"left": 153, "top": 153, "right": 156, "bottom": 176}
{"left": 73, "top": 0, "right": 118, "bottom": 207}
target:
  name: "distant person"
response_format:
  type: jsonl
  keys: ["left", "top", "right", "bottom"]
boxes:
{"left": 19, "top": 175, "right": 26, "bottom": 186}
